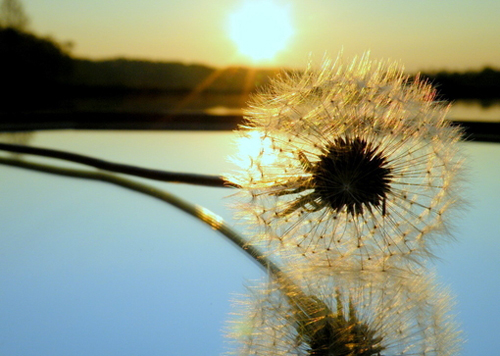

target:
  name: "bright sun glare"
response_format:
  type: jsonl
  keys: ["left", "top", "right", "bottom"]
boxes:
{"left": 228, "top": 0, "right": 294, "bottom": 62}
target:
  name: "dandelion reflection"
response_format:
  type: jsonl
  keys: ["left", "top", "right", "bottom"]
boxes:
{"left": 228, "top": 269, "right": 461, "bottom": 356}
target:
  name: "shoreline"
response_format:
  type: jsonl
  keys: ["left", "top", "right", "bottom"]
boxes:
{"left": 1, "top": 111, "right": 499, "bottom": 142}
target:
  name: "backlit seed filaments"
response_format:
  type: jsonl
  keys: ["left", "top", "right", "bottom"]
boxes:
{"left": 229, "top": 55, "right": 464, "bottom": 268}
{"left": 228, "top": 270, "right": 462, "bottom": 356}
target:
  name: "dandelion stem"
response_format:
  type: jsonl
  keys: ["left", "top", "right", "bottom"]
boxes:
{"left": 0, "top": 142, "right": 238, "bottom": 188}
{"left": 0, "top": 154, "right": 321, "bottom": 321}
{"left": 1, "top": 156, "right": 338, "bottom": 349}
{"left": 0, "top": 156, "right": 276, "bottom": 273}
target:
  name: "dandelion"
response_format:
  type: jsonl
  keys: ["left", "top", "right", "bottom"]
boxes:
{"left": 229, "top": 54, "right": 464, "bottom": 269}
{"left": 227, "top": 268, "right": 461, "bottom": 356}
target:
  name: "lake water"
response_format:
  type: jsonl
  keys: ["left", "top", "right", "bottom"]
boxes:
{"left": 448, "top": 99, "right": 500, "bottom": 122}
{"left": 70, "top": 92, "right": 500, "bottom": 123}
{"left": 0, "top": 130, "right": 499, "bottom": 356}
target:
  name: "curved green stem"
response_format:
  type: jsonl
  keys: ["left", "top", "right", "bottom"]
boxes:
{"left": 0, "top": 142, "right": 238, "bottom": 188}
{"left": 0, "top": 156, "right": 276, "bottom": 274}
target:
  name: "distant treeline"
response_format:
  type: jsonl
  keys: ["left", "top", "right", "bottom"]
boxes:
{"left": 66, "top": 59, "right": 500, "bottom": 103}
{"left": 1, "top": 25, "right": 500, "bottom": 112}
{"left": 68, "top": 58, "right": 281, "bottom": 95}
{"left": 422, "top": 68, "right": 500, "bottom": 101}
{"left": 0, "top": 26, "right": 283, "bottom": 111}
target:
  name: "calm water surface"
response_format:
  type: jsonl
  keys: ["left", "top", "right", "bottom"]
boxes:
{"left": 72, "top": 93, "right": 500, "bottom": 123}
{"left": 0, "top": 130, "right": 499, "bottom": 356}
{"left": 448, "top": 99, "right": 500, "bottom": 122}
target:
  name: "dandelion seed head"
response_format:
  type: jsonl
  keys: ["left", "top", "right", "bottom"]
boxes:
{"left": 227, "top": 54, "right": 464, "bottom": 269}
{"left": 226, "top": 269, "right": 461, "bottom": 356}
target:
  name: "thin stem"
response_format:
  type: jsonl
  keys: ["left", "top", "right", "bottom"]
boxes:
{"left": 0, "top": 142, "right": 238, "bottom": 188}
{"left": 0, "top": 156, "right": 276, "bottom": 274}
{"left": 0, "top": 156, "right": 329, "bottom": 331}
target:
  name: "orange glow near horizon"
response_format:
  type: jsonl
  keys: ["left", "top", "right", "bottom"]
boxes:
{"left": 227, "top": 0, "right": 294, "bottom": 63}
{"left": 23, "top": 0, "right": 500, "bottom": 72}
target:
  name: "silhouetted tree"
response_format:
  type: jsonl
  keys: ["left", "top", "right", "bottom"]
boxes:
{"left": 0, "top": 27, "right": 73, "bottom": 110}
{"left": 0, "top": 0, "right": 29, "bottom": 31}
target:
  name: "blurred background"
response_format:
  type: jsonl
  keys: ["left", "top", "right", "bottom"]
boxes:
{"left": 0, "top": 0, "right": 499, "bottom": 129}
{"left": 0, "top": 1, "right": 499, "bottom": 356}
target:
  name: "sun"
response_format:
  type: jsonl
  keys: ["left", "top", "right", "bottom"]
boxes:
{"left": 227, "top": 0, "right": 294, "bottom": 62}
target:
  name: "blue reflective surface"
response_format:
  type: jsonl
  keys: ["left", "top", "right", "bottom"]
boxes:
{"left": 0, "top": 130, "right": 499, "bottom": 356}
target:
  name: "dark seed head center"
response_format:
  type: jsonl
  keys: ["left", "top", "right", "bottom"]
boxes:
{"left": 304, "top": 295, "right": 385, "bottom": 356}
{"left": 311, "top": 137, "right": 392, "bottom": 216}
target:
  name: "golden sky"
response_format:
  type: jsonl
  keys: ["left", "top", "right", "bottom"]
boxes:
{"left": 24, "top": 0, "right": 500, "bottom": 72}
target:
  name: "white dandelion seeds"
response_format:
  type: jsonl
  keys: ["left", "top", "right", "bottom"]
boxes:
{"left": 228, "top": 54, "right": 464, "bottom": 270}
{"left": 226, "top": 268, "right": 461, "bottom": 356}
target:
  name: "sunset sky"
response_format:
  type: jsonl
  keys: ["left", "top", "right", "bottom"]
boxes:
{"left": 23, "top": 0, "right": 500, "bottom": 72}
